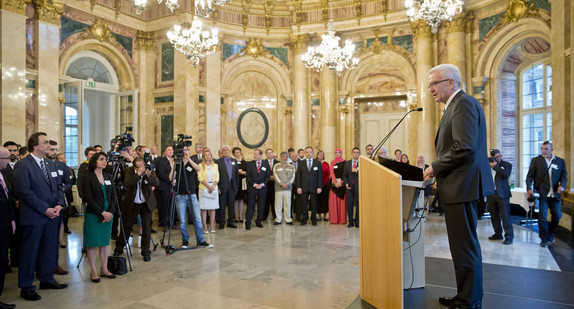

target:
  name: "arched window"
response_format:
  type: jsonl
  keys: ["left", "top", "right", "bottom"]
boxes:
{"left": 519, "top": 62, "right": 552, "bottom": 187}
{"left": 65, "top": 57, "right": 113, "bottom": 84}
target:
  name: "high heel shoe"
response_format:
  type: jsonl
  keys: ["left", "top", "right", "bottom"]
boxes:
{"left": 101, "top": 272, "right": 116, "bottom": 279}
{"left": 90, "top": 274, "right": 100, "bottom": 283}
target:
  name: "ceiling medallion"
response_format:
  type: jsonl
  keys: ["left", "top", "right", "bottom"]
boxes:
{"left": 83, "top": 18, "right": 113, "bottom": 42}
{"left": 405, "top": 0, "right": 465, "bottom": 33}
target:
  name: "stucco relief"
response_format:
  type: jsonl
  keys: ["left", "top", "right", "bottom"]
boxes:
{"left": 354, "top": 62, "right": 406, "bottom": 94}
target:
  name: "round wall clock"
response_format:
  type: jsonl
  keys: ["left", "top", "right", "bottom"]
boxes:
{"left": 236, "top": 108, "right": 269, "bottom": 149}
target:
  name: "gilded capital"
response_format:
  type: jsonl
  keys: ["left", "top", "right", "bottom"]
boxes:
{"left": 136, "top": 30, "right": 156, "bottom": 52}
{"left": 35, "top": 0, "right": 65, "bottom": 26}
{"left": 289, "top": 33, "right": 309, "bottom": 52}
{"left": 446, "top": 14, "right": 466, "bottom": 34}
{"left": 411, "top": 20, "right": 432, "bottom": 40}
{"left": 464, "top": 12, "right": 475, "bottom": 34}
{"left": 0, "top": 0, "right": 31, "bottom": 15}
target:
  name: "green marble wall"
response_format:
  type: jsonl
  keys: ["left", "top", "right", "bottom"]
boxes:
{"left": 161, "top": 43, "right": 174, "bottom": 81}
{"left": 154, "top": 95, "right": 174, "bottom": 104}
{"left": 479, "top": 13, "right": 504, "bottom": 42}
{"left": 160, "top": 114, "right": 174, "bottom": 151}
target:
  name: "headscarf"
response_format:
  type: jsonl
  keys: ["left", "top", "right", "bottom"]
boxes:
{"left": 329, "top": 148, "right": 346, "bottom": 181}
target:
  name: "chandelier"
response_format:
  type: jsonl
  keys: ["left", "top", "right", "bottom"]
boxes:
{"left": 167, "top": 19, "right": 219, "bottom": 66}
{"left": 302, "top": 20, "right": 359, "bottom": 75}
{"left": 133, "top": 0, "right": 230, "bottom": 16}
{"left": 405, "top": 0, "right": 465, "bottom": 33}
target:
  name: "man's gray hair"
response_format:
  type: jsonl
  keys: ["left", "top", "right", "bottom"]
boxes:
{"left": 221, "top": 145, "right": 230, "bottom": 150}
{"left": 280, "top": 151, "right": 288, "bottom": 157}
{"left": 429, "top": 64, "right": 461, "bottom": 87}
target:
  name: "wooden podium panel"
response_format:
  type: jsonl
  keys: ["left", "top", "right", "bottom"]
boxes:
{"left": 359, "top": 156, "right": 403, "bottom": 309}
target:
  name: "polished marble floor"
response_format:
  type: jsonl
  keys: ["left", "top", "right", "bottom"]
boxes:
{"left": 0, "top": 211, "right": 569, "bottom": 308}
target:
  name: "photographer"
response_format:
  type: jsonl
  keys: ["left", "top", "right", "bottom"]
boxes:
{"left": 107, "top": 138, "right": 134, "bottom": 240}
{"left": 486, "top": 149, "right": 513, "bottom": 245}
{"left": 174, "top": 146, "right": 213, "bottom": 249}
{"left": 156, "top": 145, "right": 175, "bottom": 229}
{"left": 113, "top": 156, "right": 159, "bottom": 262}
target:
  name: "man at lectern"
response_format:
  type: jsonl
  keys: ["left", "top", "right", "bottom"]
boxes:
{"left": 423, "top": 64, "right": 494, "bottom": 309}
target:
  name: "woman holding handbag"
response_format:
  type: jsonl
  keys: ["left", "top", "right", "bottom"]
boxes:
{"left": 198, "top": 148, "right": 219, "bottom": 233}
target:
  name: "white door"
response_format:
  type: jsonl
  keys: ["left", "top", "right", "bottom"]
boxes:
{"left": 360, "top": 112, "right": 407, "bottom": 157}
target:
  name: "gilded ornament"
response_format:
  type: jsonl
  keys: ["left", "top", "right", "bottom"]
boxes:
{"left": 293, "top": 0, "right": 302, "bottom": 32}
{"left": 136, "top": 30, "right": 156, "bottom": 52}
{"left": 239, "top": 38, "right": 270, "bottom": 58}
{"left": 83, "top": 18, "right": 113, "bottom": 43}
{"left": 354, "top": 0, "right": 361, "bottom": 26}
{"left": 114, "top": 0, "right": 121, "bottom": 19}
{"left": 446, "top": 13, "right": 466, "bottom": 33}
{"left": 35, "top": 0, "right": 65, "bottom": 25}
{"left": 464, "top": 12, "right": 474, "bottom": 34}
{"left": 411, "top": 20, "right": 432, "bottom": 40}
{"left": 321, "top": 0, "right": 328, "bottom": 29}
{"left": 501, "top": 0, "right": 538, "bottom": 25}
{"left": 90, "top": 0, "right": 95, "bottom": 11}
{"left": 289, "top": 33, "right": 308, "bottom": 51}
{"left": 0, "top": 0, "right": 31, "bottom": 15}
{"left": 381, "top": 0, "right": 387, "bottom": 21}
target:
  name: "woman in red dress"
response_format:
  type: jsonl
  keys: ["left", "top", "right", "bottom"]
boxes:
{"left": 328, "top": 148, "right": 347, "bottom": 224}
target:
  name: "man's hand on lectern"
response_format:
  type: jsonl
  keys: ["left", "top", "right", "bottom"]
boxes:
{"left": 423, "top": 165, "right": 435, "bottom": 180}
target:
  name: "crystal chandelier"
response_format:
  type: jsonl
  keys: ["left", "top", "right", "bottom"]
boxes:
{"left": 167, "top": 19, "right": 219, "bottom": 66}
{"left": 302, "top": 20, "right": 359, "bottom": 75}
{"left": 132, "top": 0, "right": 230, "bottom": 16}
{"left": 405, "top": 0, "right": 465, "bottom": 33}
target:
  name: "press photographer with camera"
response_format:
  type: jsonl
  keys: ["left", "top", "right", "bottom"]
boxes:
{"left": 156, "top": 145, "right": 175, "bottom": 229}
{"left": 113, "top": 156, "right": 159, "bottom": 262}
{"left": 486, "top": 149, "right": 513, "bottom": 245}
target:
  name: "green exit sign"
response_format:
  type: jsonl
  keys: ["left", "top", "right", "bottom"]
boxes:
{"left": 86, "top": 81, "right": 96, "bottom": 88}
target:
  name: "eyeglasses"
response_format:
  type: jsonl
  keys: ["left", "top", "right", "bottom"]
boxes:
{"left": 0, "top": 157, "right": 10, "bottom": 160}
{"left": 428, "top": 79, "right": 450, "bottom": 89}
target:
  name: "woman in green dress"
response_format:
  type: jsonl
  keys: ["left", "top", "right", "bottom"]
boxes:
{"left": 83, "top": 152, "right": 117, "bottom": 282}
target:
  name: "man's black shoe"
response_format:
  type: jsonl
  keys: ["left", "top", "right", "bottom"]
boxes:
{"left": 227, "top": 224, "right": 238, "bottom": 228}
{"left": 273, "top": 222, "right": 281, "bottom": 226}
{"left": 439, "top": 296, "right": 458, "bottom": 306}
{"left": 312, "top": 221, "right": 317, "bottom": 226}
{"left": 0, "top": 301, "right": 16, "bottom": 309}
{"left": 64, "top": 229, "right": 72, "bottom": 234}
{"left": 20, "top": 290, "right": 41, "bottom": 301}
{"left": 245, "top": 224, "right": 251, "bottom": 230}
{"left": 488, "top": 234, "right": 503, "bottom": 240}
{"left": 503, "top": 239, "right": 513, "bottom": 245}
{"left": 143, "top": 256, "right": 151, "bottom": 262}
{"left": 300, "top": 221, "right": 307, "bottom": 226}
{"left": 256, "top": 222, "right": 263, "bottom": 228}
{"left": 347, "top": 223, "right": 354, "bottom": 228}
{"left": 219, "top": 225, "right": 225, "bottom": 230}
{"left": 150, "top": 228, "right": 157, "bottom": 233}
{"left": 287, "top": 222, "right": 294, "bottom": 225}
{"left": 39, "top": 281, "right": 68, "bottom": 290}
{"left": 355, "top": 222, "right": 359, "bottom": 228}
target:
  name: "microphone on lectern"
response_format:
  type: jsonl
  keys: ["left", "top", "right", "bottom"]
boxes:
{"left": 370, "top": 107, "right": 423, "bottom": 160}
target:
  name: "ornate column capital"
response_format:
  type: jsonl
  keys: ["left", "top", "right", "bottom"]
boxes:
{"left": 136, "top": 30, "right": 156, "bottom": 52}
{"left": 411, "top": 20, "right": 432, "bottom": 40}
{"left": 34, "top": 0, "right": 65, "bottom": 26}
{"left": 0, "top": 0, "right": 31, "bottom": 15}
{"left": 446, "top": 13, "right": 466, "bottom": 34}
{"left": 289, "top": 33, "right": 309, "bottom": 52}
{"left": 464, "top": 12, "right": 475, "bottom": 34}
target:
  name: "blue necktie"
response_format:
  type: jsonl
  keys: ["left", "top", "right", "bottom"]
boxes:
{"left": 40, "top": 160, "right": 49, "bottom": 180}
{"left": 307, "top": 159, "right": 311, "bottom": 171}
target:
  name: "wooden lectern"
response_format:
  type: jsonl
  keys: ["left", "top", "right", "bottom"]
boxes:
{"left": 358, "top": 156, "right": 432, "bottom": 309}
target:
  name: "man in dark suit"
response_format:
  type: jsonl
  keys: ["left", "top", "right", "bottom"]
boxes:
{"left": 155, "top": 145, "right": 175, "bottom": 229}
{"left": 486, "top": 149, "right": 513, "bottom": 245}
{"left": 423, "top": 64, "right": 494, "bottom": 309}
{"left": 217, "top": 145, "right": 239, "bottom": 230}
{"left": 2, "top": 142, "right": 20, "bottom": 270}
{"left": 294, "top": 147, "right": 322, "bottom": 226}
{"left": 290, "top": 152, "right": 302, "bottom": 221}
{"left": 190, "top": 143, "right": 203, "bottom": 164}
{"left": 77, "top": 146, "right": 97, "bottom": 206}
{"left": 114, "top": 156, "right": 160, "bottom": 261}
{"left": 262, "top": 149, "right": 278, "bottom": 221}
{"left": 245, "top": 149, "right": 270, "bottom": 230}
{"left": 526, "top": 141, "right": 568, "bottom": 247}
{"left": 0, "top": 147, "right": 16, "bottom": 309}
{"left": 13, "top": 132, "right": 68, "bottom": 301}
{"left": 344, "top": 148, "right": 360, "bottom": 228}
{"left": 56, "top": 153, "right": 76, "bottom": 232}
{"left": 2, "top": 142, "right": 18, "bottom": 171}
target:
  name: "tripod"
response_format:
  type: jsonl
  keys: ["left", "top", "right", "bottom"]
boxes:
{"left": 160, "top": 158, "right": 197, "bottom": 256}
{"left": 77, "top": 157, "right": 133, "bottom": 272}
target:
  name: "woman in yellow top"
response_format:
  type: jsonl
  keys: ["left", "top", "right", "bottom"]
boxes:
{"left": 198, "top": 148, "right": 219, "bottom": 233}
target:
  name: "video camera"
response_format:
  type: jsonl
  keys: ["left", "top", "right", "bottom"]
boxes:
{"left": 143, "top": 149, "right": 155, "bottom": 171}
{"left": 109, "top": 126, "right": 135, "bottom": 162}
{"left": 173, "top": 134, "right": 192, "bottom": 160}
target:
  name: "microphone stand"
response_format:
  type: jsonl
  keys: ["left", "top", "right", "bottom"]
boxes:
{"left": 370, "top": 108, "right": 423, "bottom": 161}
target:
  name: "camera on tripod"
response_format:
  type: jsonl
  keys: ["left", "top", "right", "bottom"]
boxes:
{"left": 173, "top": 134, "right": 192, "bottom": 160}
{"left": 109, "top": 126, "right": 135, "bottom": 162}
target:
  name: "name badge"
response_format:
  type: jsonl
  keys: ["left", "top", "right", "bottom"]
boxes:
{"left": 261, "top": 167, "right": 267, "bottom": 171}
{"left": 58, "top": 170, "right": 64, "bottom": 176}
{"left": 238, "top": 161, "right": 242, "bottom": 164}
{"left": 277, "top": 168, "right": 284, "bottom": 172}
{"left": 70, "top": 176, "right": 73, "bottom": 180}
{"left": 232, "top": 162, "right": 236, "bottom": 166}
{"left": 51, "top": 171, "right": 58, "bottom": 177}
{"left": 104, "top": 180, "right": 112, "bottom": 185}
{"left": 187, "top": 166, "right": 193, "bottom": 172}
{"left": 126, "top": 162, "right": 133, "bottom": 167}
{"left": 144, "top": 180, "right": 149, "bottom": 184}
{"left": 334, "top": 166, "right": 338, "bottom": 169}
{"left": 313, "top": 167, "right": 318, "bottom": 171}
{"left": 551, "top": 164, "right": 558, "bottom": 169}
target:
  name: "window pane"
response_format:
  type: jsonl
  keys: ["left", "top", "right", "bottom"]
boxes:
{"left": 521, "top": 113, "right": 544, "bottom": 188}
{"left": 546, "top": 65, "right": 552, "bottom": 106}
{"left": 63, "top": 85, "right": 79, "bottom": 167}
{"left": 547, "top": 112, "right": 552, "bottom": 141}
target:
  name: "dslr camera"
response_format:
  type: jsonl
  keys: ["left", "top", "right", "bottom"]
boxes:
{"left": 173, "top": 134, "right": 192, "bottom": 161}
{"left": 109, "top": 126, "right": 135, "bottom": 162}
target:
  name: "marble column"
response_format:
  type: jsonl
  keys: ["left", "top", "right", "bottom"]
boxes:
{"left": 173, "top": 51, "right": 200, "bottom": 142}
{"left": 289, "top": 34, "right": 309, "bottom": 149}
{"left": 35, "top": 1, "right": 64, "bottom": 141}
{"left": 411, "top": 20, "right": 435, "bottom": 161}
{"left": 135, "top": 30, "right": 155, "bottom": 146}
{"left": 205, "top": 50, "right": 221, "bottom": 149}
{"left": 446, "top": 14, "right": 467, "bottom": 90}
{"left": 0, "top": 2, "right": 28, "bottom": 142}
{"left": 320, "top": 68, "right": 337, "bottom": 162}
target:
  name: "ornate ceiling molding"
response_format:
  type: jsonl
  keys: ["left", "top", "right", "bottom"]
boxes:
{"left": 136, "top": 30, "right": 156, "bottom": 52}
{"left": 289, "top": 33, "right": 309, "bottom": 52}
{"left": 0, "top": 0, "right": 31, "bottom": 15}
{"left": 35, "top": 0, "right": 65, "bottom": 26}
{"left": 411, "top": 20, "right": 432, "bottom": 40}
{"left": 239, "top": 38, "right": 270, "bottom": 58}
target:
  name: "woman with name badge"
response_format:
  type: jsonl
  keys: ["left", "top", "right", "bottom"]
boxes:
{"left": 329, "top": 148, "right": 347, "bottom": 224}
{"left": 198, "top": 148, "right": 220, "bottom": 233}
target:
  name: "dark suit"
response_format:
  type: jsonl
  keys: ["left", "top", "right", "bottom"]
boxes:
{"left": 245, "top": 160, "right": 270, "bottom": 227}
{"left": 3, "top": 166, "right": 21, "bottom": 267}
{"left": 13, "top": 155, "right": 65, "bottom": 292}
{"left": 0, "top": 169, "right": 15, "bottom": 299}
{"left": 294, "top": 158, "right": 322, "bottom": 224}
{"left": 217, "top": 157, "right": 239, "bottom": 226}
{"left": 526, "top": 155, "right": 568, "bottom": 242}
{"left": 155, "top": 156, "right": 173, "bottom": 227}
{"left": 76, "top": 161, "right": 89, "bottom": 203}
{"left": 263, "top": 159, "right": 279, "bottom": 220}
{"left": 343, "top": 159, "right": 359, "bottom": 224}
{"left": 486, "top": 160, "right": 513, "bottom": 241}
{"left": 431, "top": 90, "right": 494, "bottom": 308}
{"left": 83, "top": 172, "right": 117, "bottom": 222}
{"left": 291, "top": 160, "right": 302, "bottom": 221}
{"left": 114, "top": 167, "right": 159, "bottom": 257}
